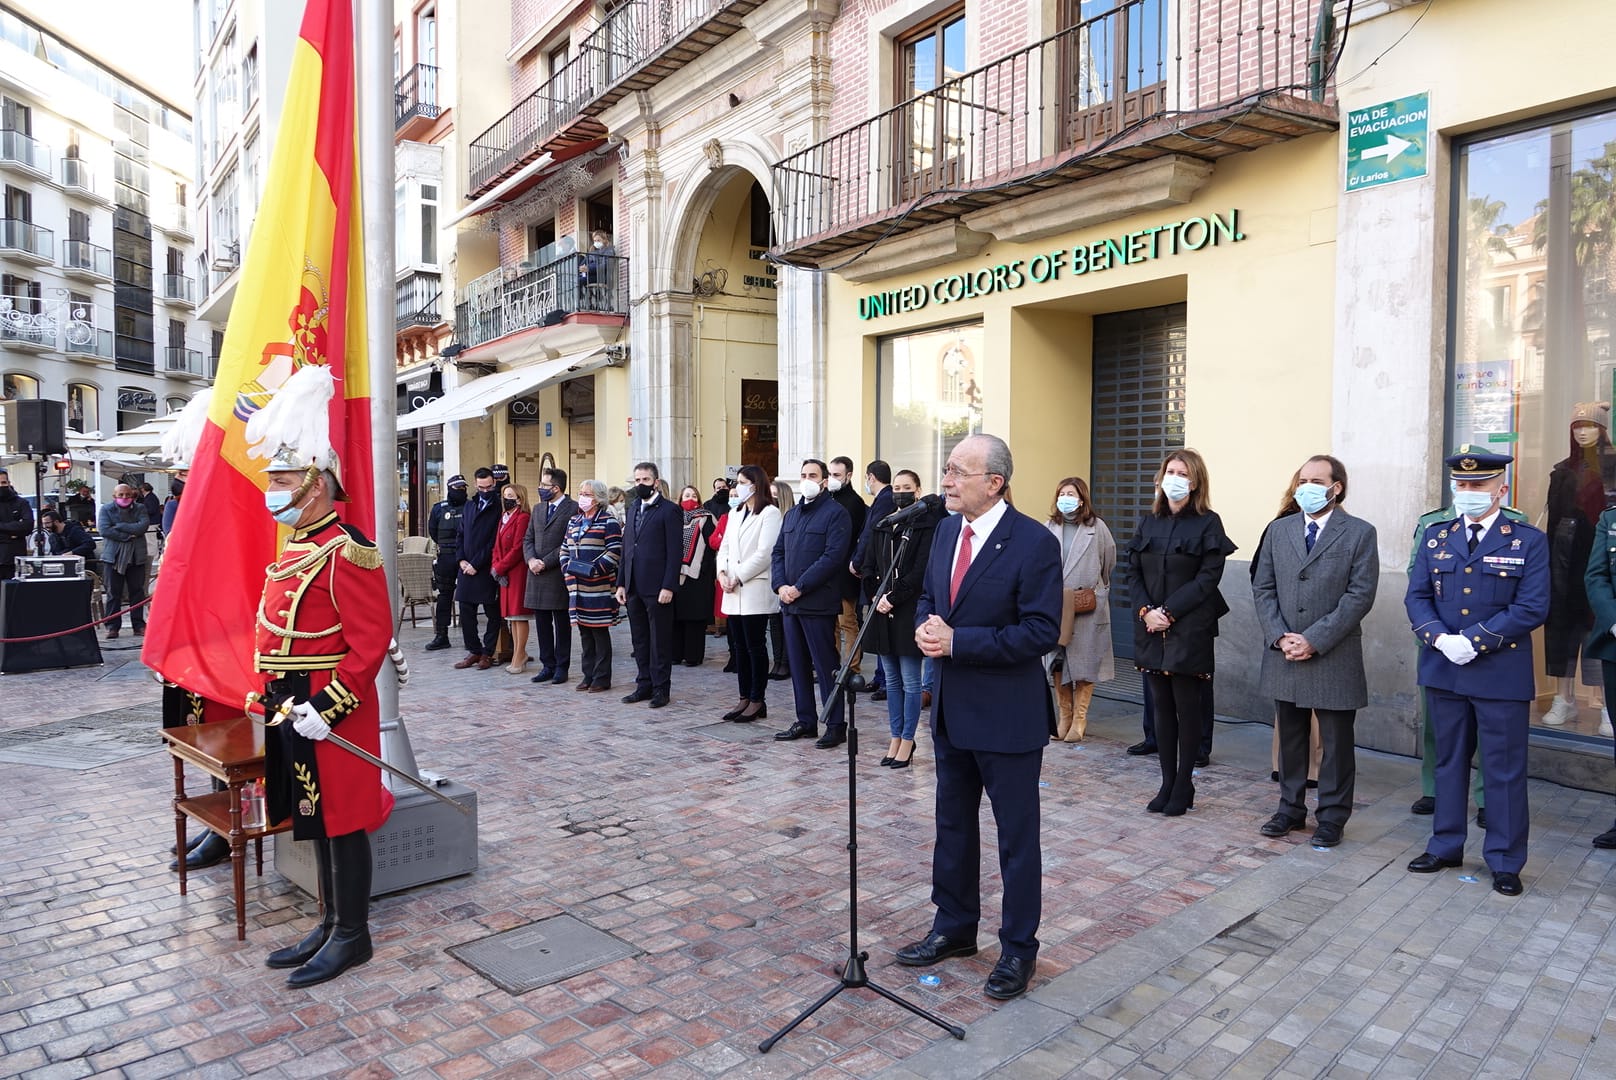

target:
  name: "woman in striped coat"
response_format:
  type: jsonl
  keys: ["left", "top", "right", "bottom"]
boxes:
{"left": 562, "top": 479, "right": 623, "bottom": 693}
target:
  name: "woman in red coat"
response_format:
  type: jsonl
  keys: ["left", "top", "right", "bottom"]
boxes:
{"left": 493, "top": 483, "right": 533, "bottom": 673}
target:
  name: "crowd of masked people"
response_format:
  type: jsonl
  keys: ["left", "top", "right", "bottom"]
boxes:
{"left": 417, "top": 432, "right": 1616, "bottom": 899}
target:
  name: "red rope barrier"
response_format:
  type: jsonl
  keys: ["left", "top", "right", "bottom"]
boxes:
{"left": 0, "top": 597, "right": 154, "bottom": 644}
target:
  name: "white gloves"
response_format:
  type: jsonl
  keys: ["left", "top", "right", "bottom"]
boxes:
{"left": 1434, "top": 634, "right": 1478, "bottom": 665}
{"left": 290, "top": 700, "right": 331, "bottom": 740}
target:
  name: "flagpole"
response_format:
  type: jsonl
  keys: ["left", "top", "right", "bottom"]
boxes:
{"left": 357, "top": 0, "right": 417, "bottom": 783}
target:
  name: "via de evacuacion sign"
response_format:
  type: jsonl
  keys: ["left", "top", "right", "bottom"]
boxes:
{"left": 857, "top": 209, "right": 1246, "bottom": 322}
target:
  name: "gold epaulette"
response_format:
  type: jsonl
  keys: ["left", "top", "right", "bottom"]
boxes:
{"left": 342, "top": 537, "right": 383, "bottom": 570}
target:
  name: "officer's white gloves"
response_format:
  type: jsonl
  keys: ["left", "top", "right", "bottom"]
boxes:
{"left": 1434, "top": 634, "right": 1478, "bottom": 665}
{"left": 290, "top": 700, "right": 332, "bottom": 740}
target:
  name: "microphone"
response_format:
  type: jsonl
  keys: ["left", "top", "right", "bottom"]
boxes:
{"left": 877, "top": 493, "right": 943, "bottom": 530}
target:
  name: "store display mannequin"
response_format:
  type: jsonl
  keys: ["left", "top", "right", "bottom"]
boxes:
{"left": 1544, "top": 401, "right": 1616, "bottom": 735}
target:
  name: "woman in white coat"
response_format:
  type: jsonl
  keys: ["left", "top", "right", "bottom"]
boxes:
{"left": 1045, "top": 476, "right": 1116, "bottom": 741}
{"left": 716, "top": 464, "right": 782, "bottom": 722}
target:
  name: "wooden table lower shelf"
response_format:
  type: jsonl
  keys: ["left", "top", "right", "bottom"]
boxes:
{"left": 161, "top": 717, "right": 294, "bottom": 941}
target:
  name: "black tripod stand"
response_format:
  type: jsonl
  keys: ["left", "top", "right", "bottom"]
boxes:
{"left": 758, "top": 524, "right": 965, "bottom": 1053}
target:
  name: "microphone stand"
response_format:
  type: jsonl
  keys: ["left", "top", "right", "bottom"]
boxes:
{"left": 759, "top": 521, "right": 966, "bottom": 1053}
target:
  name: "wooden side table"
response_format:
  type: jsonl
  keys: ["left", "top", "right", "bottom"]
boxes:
{"left": 161, "top": 715, "right": 293, "bottom": 940}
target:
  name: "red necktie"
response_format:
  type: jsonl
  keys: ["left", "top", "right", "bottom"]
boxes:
{"left": 949, "top": 524, "right": 974, "bottom": 605}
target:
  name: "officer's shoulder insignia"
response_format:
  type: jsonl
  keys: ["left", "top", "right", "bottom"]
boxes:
{"left": 338, "top": 524, "right": 383, "bottom": 570}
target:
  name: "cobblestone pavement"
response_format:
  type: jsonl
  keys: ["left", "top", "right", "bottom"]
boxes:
{"left": 2, "top": 624, "right": 1614, "bottom": 1078}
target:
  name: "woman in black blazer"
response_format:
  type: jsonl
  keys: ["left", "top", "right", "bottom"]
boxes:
{"left": 1128, "top": 449, "right": 1237, "bottom": 816}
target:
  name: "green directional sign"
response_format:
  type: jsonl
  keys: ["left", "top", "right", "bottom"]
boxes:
{"left": 1345, "top": 92, "right": 1429, "bottom": 192}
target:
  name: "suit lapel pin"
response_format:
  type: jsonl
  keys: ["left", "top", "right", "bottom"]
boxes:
{"left": 1511, "top": 538, "right": 1521, "bottom": 550}
{"left": 1499, "top": 524, "right": 1512, "bottom": 535}
{"left": 1428, "top": 539, "right": 1437, "bottom": 548}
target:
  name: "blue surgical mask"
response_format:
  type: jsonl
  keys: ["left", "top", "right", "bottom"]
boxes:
{"left": 1451, "top": 486, "right": 1496, "bottom": 520}
{"left": 1056, "top": 495, "right": 1080, "bottom": 515}
{"left": 266, "top": 489, "right": 303, "bottom": 526}
{"left": 1161, "top": 474, "right": 1191, "bottom": 502}
{"left": 1294, "top": 483, "right": 1333, "bottom": 515}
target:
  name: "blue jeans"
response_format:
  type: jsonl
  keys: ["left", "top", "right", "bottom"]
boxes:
{"left": 922, "top": 656, "right": 936, "bottom": 693}
{"left": 878, "top": 653, "right": 925, "bottom": 740}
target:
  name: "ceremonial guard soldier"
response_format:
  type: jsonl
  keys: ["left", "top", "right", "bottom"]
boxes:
{"left": 1404, "top": 447, "right": 1549, "bottom": 896}
{"left": 248, "top": 367, "right": 395, "bottom": 987}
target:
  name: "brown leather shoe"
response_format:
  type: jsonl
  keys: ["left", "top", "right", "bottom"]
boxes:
{"left": 453, "top": 654, "right": 480, "bottom": 669}
{"left": 476, "top": 656, "right": 494, "bottom": 670}
{"left": 574, "top": 681, "right": 593, "bottom": 692}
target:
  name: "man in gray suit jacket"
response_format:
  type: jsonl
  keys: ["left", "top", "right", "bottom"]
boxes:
{"left": 1250, "top": 455, "right": 1379, "bottom": 848}
{"left": 525, "top": 467, "right": 579, "bottom": 684}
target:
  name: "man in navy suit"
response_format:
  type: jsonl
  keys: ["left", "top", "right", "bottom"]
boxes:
{"left": 896, "top": 434, "right": 1062, "bottom": 1001}
{"left": 1405, "top": 446, "right": 1549, "bottom": 896}
{"left": 616, "top": 461, "right": 683, "bottom": 708}
{"left": 454, "top": 467, "right": 504, "bottom": 669}
{"left": 771, "top": 459, "right": 853, "bottom": 747}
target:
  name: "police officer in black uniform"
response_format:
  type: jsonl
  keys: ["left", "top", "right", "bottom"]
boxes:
{"left": 424, "top": 474, "right": 468, "bottom": 651}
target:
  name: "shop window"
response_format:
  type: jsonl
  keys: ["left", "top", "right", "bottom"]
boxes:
{"left": 67, "top": 383, "right": 99, "bottom": 433}
{"left": 3, "top": 371, "right": 39, "bottom": 399}
{"left": 1450, "top": 102, "right": 1616, "bottom": 741}
{"left": 876, "top": 321, "right": 985, "bottom": 491}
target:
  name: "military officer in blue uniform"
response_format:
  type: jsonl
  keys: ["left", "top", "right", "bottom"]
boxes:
{"left": 1404, "top": 446, "right": 1549, "bottom": 896}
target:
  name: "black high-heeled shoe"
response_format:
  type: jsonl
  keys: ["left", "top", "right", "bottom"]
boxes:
{"left": 889, "top": 754, "right": 912, "bottom": 770}
{"left": 735, "top": 702, "right": 766, "bottom": 722}
{"left": 1163, "top": 782, "right": 1196, "bottom": 817}
{"left": 722, "top": 699, "right": 749, "bottom": 722}
{"left": 1146, "top": 782, "right": 1173, "bottom": 813}
{"left": 878, "top": 756, "right": 895, "bottom": 766}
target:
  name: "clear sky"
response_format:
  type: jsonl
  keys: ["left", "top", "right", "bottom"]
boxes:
{"left": 13, "top": 0, "right": 193, "bottom": 112}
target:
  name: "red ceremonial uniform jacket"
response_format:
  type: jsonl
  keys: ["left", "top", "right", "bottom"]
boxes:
{"left": 256, "top": 511, "right": 394, "bottom": 839}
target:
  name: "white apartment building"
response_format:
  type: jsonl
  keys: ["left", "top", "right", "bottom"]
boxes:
{"left": 0, "top": 4, "right": 211, "bottom": 471}
{"left": 190, "top": 0, "right": 300, "bottom": 335}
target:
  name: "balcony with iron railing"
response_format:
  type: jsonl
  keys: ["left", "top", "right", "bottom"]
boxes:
{"left": 161, "top": 273, "right": 197, "bottom": 305}
{"left": 466, "top": 0, "right": 763, "bottom": 197}
{"left": 772, "top": 0, "right": 1339, "bottom": 259}
{"left": 0, "top": 218, "right": 54, "bottom": 263}
{"left": 164, "top": 346, "right": 211, "bottom": 378}
{"left": 395, "top": 270, "right": 443, "bottom": 330}
{"left": 395, "top": 64, "right": 441, "bottom": 135}
{"left": 0, "top": 128, "right": 50, "bottom": 180}
{"left": 453, "top": 253, "right": 628, "bottom": 350}
{"left": 0, "top": 296, "right": 53, "bottom": 350}
{"left": 62, "top": 240, "right": 113, "bottom": 280}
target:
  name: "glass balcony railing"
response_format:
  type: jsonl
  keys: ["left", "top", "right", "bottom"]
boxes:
{"left": 66, "top": 327, "right": 113, "bottom": 359}
{"left": 0, "top": 128, "right": 50, "bottom": 178}
{"left": 62, "top": 239, "right": 113, "bottom": 278}
{"left": 164, "top": 346, "right": 209, "bottom": 377}
{"left": 61, "top": 157, "right": 97, "bottom": 197}
{"left": 0, "top": 218, "right": 53, "bottom": 260}
{"left": 162, "top": 274, "right": 196, "bottom": 304}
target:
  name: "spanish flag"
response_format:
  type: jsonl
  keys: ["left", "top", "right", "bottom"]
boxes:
{"left": 143, "top": 0, "right": 373, "bottom": 706}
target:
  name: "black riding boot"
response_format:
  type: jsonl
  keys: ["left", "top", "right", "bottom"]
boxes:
{"left": 287, "top": 831, "right": 373, "bottom": 988}
{"left": 768, "top": 614, "right": 789, "bottom": 679}
{"left": 265, "top": 838, "right": 335, "bottom": 969}
{"left": 170, "top": 778, "right": 230, "bottom": 869}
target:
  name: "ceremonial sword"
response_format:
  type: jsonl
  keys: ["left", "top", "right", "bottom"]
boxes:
{"left": 244, "top": 694, "right": 472, "bottom": 816}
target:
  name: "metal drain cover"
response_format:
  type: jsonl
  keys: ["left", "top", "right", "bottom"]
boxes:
{"left": 447, "top": 915, "right": 639, "bottom": 995}
{"left": 0, "top": 705, "right": 164, "bottom": 770}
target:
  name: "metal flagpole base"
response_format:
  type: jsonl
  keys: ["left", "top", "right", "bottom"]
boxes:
{"left": 380, "top": 714, "right": 421, "bottom": 786}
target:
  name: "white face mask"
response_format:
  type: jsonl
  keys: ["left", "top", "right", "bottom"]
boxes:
{"left": 826, "top": 477, "right": 843, "bottom": 493}
{"left": 593, "top": 241, "right": 603, "bottom": 250}
{"left": 1161, "top": 474, "right": 1191, "bottom": 502}
{"left": 733, "top": 483, "right": 752, "bottom": 502}
{"left": 799, "top": 479, "right": 821, "bottom": 500}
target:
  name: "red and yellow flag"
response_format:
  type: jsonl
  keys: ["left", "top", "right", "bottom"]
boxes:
{"left": 144, "top": 0, "right": 372, "bottom": 704}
